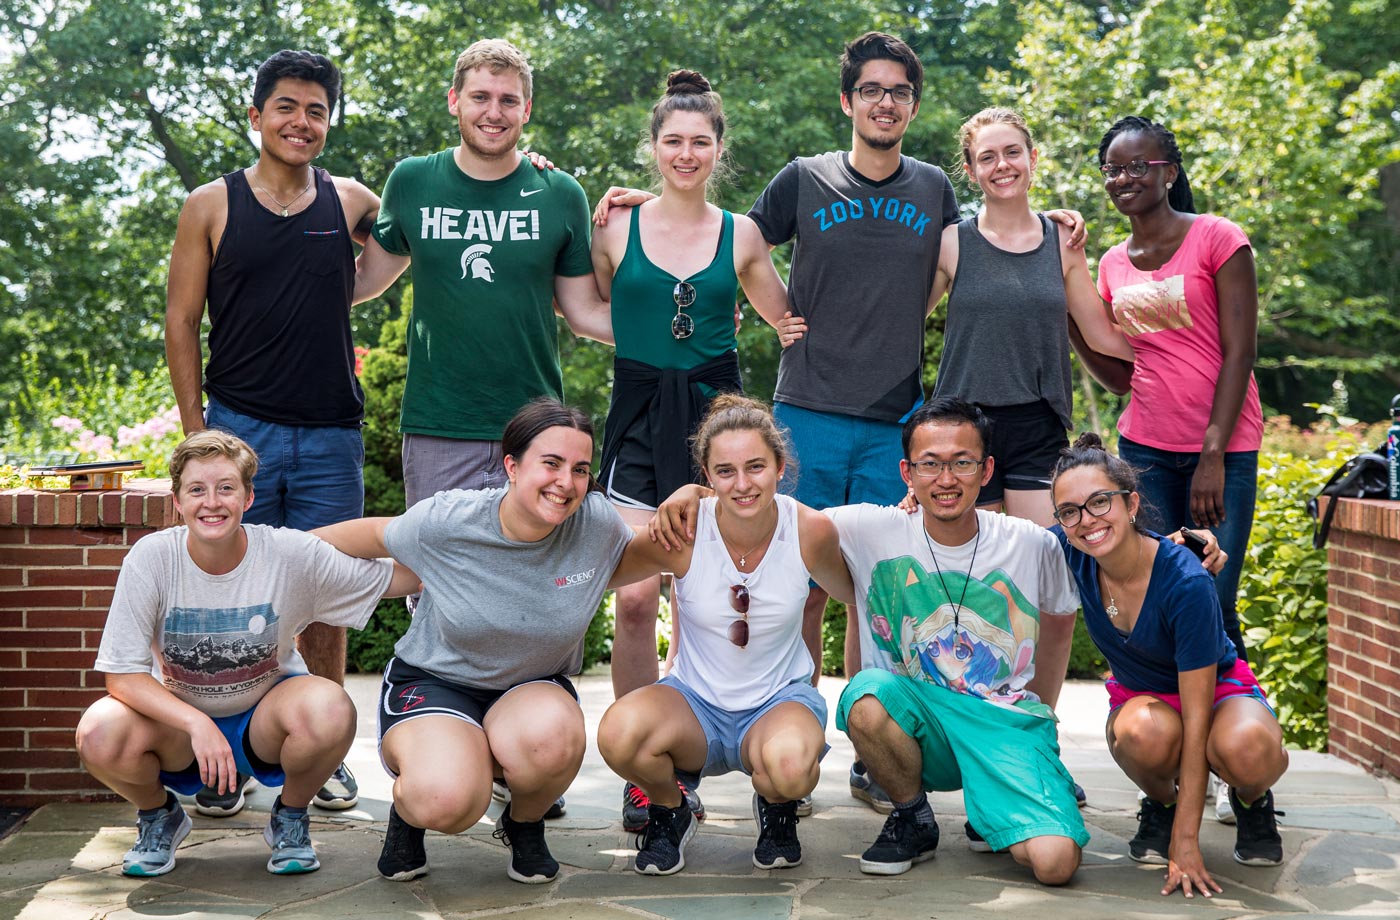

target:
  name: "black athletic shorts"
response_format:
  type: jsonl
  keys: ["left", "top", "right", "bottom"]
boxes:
{"left": 976, "top": 400, "right": 1068, "bottom": 504}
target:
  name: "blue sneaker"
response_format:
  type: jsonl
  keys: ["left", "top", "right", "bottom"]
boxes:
{"left": 122, "top": 802, "right": 191, "bottom": 877}
{"left": 849, "top": 761, "right": 894, "bottom": 814}
{"left": 263, "top": 800, "right": 320, "bottom": 874}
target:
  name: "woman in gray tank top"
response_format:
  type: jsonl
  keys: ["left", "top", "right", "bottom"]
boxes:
{"left": 925, "top": 108, "right": 1135, "bottom": 527}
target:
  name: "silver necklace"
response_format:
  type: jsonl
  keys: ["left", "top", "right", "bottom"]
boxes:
{"left": 249, "top": 168, "right": 314, "bottom": 217}
{"left": 921, "top": 519, "right": 980, "bottom": 631}
{"left": 1100, "top": 536, "right": 1145, "bottom": 619}
{"left": 719, "top": 506, "right": 778, "bottom": 570}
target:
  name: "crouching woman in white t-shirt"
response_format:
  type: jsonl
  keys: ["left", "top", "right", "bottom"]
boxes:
{"left": 598, "top": 394, "right": 854, "bottom": 875}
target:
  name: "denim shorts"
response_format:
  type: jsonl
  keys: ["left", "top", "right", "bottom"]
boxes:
{"left": 204, "top": 397, "right": 363, "bottom": 530}
{"left": 657, "top": 675, "right": 829, "bottom": 778}
{"left": 773, "top": 402, "right": 907, "bottom": 509}
{"left": 837, "top": 669, "right": 1088, "bottom": 853}
{"left": 158, "top": 704, "right": 286, "bottom": 795}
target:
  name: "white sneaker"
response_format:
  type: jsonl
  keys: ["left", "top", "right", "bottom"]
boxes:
{"left": 1214, "top": 777, "right": 1236, "bottom": 824}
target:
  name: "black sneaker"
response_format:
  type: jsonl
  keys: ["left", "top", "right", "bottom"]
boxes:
{"left": 859, "top": 807, "right": 939, "bottom": 875}
{"left": 378, "top": 805, "right": 428, "bottom": 881}
{"left": 752, "top": 793, "right": 801, "bottom": 869}
{"left": 849, "top": 761, "right": 895, "bottom": 814}
{"left": 622, "top": 782, "right": 651, "bottom": 832}
{"left": 1230, "top": 788, "right": 1284, "bottom": 866}
{"left": 493, "top": 777, "right": 566, "bottom": 819}
{"left": 493, "top": 809, "right": 558, "bottom": 884}
{"left": 1073, "top": 782, "right": 1087, "bottom": 808}
{"left": 1129, "top": 798, "right": 1175, "bottom": 864}
{"left": 633, "top": 801, "right": 695, "bottom": 875}
{"left": 194, "top": 772, "right": 252, "bottom": 817}
{"left": 964, "top": 821, "right": 993, "bottom": 853}
{"left": 313, "top": 762, "right": 358, "bottom": 810}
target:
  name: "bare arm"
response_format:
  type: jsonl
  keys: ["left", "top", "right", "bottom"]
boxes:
{"left": 165, "top": 185, "right": 221, "bottom": 435}
{"left": 312, "top": 517, "right": 393, "bottom": 558}
{"left": 1191, "top": 247, "right": 1259, "bottom": 527}
{"left": 1061, "top": 227, "right": 1135, "bottom": 360}
{"left": 1163, "top": 665, "right": 1223, "bottom": 898}
{"left": 332, "top": 176, "right": 380, "bottom": 248}
{"left": 1025, "top": 611, "right": 1076, "bottom": 710}
{"left": 106, "top": 671, "right": 238, "bottom": 794}
{"left": 608, "top": 525, "right": 689, "bottom": 589}
{"left": 924, "top": 222, "right": 958, "bottom": 319}
{"left": 353, "top": 235, "right": 411, "bottom": 305}
{"left": 1068, "top": 316, "right": 1135, "bottom": 395}
{"left": 733, "top": 215, "right": 790, "bottom": 328}
{"left": 799, "top": 506, "right": 854, "bottom": 604}
{"left": 554, "top": 272, "right": 615, "bottom": 345}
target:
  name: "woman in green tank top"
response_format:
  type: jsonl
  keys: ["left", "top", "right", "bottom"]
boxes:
{"left": 589, "top": 69, "right": 796, "bottom": 827}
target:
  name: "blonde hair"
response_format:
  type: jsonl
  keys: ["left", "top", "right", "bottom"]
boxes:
{"left": 958, "top": 107, "right": 1034, "bottom": 168}
{"left": 691, "top": 394, "right": 791, "bottom": 474}
{"left": 169, "top": 430, "right": 258, "bottom": 494}
{"left": 453, "top": 39, "right": 533, "bottom": 99}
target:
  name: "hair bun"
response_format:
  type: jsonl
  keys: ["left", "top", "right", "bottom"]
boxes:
{"left": 665, "top": 69, "right": 712, "bottom": 96}
{"left": 1072, "top": 431, "right": 1105, "bottom": 451}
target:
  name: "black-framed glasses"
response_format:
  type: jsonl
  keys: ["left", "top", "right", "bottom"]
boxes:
{"left": 1052, "top": 489, "right": 1131, "bottom": 527}
{"left": 728, "top": 583, "right": 750, "bottom": 648}
{"left": 671, "top": 281, "right": 696, "bottom": 340}
{"left": 1099, "top": 159, "right": 1171, "bottom": 180}
{"left": 908, "top": 458, "right": 985, "bottom": 480}
{"left": 854, "top": 84, "right": 918, "bottom": 105}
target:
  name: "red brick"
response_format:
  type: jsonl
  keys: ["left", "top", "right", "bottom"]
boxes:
{"left": 54, "top": 495, "right": 77, "bottom": 526}
{"left": 24, "top": 650, "right": 98, "bottom": 670}
{"left": 1361, "top": 638, "right": 1390, "bottom": 663}
{"left": 4, "top": 749, "right": 81, "bottom": 770}
{"left": 0, "top": 651, "right": 21, "bottom": 668}
{"left": 27, "top": 687, "right": 104, "bottom": 709}
{"left": 0, "top": 493, "right": 14, "bottom": 525}
{"left": 23, "top": 609, "right": 109, "bottom": 630}
{"left": 30, "top": 730, "right": 81, "bottom": 749}
{"left": 82, "top": 630, "right": 103, "bottom": 648}
{"left": 0, "top": 569, "right": 22, "bottom": 586}
{"left": 0, "top": 546, "right": 86, "bottom": 566}
{"left": 27, "top": 568, "right": 119, "bottom": 588}
{"left": 0, "top": 690, "right": 23, "bottom": 707}
{"left": 15, "top": 494, "right": 35, "bottom": 526}
{"left": 1332, "top": 630, "right": 1360, "bottom": 653}
{"left": 0, "top": 588, "right": 84, "bottom": 608}
{"left": 34, "top": 493, "right": 58, "bottom": 526}
{"left": 99, "top": 493, "right": 122, "bottom": 522}
{"left": 28, "top": 770, "right": 99, "bottom": 791}
{"left": 1348, "top": 571, "right": 1376, "bottom": 595}
{"left": 10, "top": 669, "right": 93, "bottom": 689}
{"left": 0, "top": 709, "right": 83, "bottom": 728}
{"left": 0, "top": 730, "right": 23, "bottom": 747}
{"left": 0, "top": 628, "right": 84, "bottom": 649}
{"left": 0, "top": 772, "right": 26, "bottom": 791}
{"left": 124, "top": 527, "right": 156, "bottom": 546}
{"left": 0, "top": 609, "right": 21, "bottom": 629}
{"left": 28, "top": 527, "right": 123, "bottom": 546}
{"left": 77, "top": 496, "right": 100, "bottom": 527}
{"left": 0, "top": 528, "right": 26, "bottom": 544}
{"left": 123, "top": 494, "right": 145, "bottom": 522}
{"left": 85, "top": 546, "right": 132, "bottom": 567}
{"left": 84, "top": 588, "right": 115, "bottom": 607}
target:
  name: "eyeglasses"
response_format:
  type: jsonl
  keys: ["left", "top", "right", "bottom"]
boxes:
{"left": 671, "top": 281, "right": 696, "bottom": 340}
{"left": 728, "top": 583, "right": 750, "bottom": 648}
{"left": 1052, "top": 489, "right": 1131, "bottom": 527}
{"left": 1099, "top": 159, "right": 1171, "bottom": 180}
{"left": 854, "top": 84, "right": 917, "bottom": 106}
{"left": 908, "top": 458, "right": 985, "bottom": 479}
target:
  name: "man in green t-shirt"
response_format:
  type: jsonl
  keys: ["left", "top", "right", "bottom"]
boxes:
{"left": 355, "top": 38, "right": 610, "bottom": 505}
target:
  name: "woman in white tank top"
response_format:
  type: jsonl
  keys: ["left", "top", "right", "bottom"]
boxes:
{"left": 597, "top": 395, "right": 854, "bottom": 877}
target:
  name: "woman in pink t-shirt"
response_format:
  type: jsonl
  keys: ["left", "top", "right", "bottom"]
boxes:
{"left": 1091, "top": 116, "right": 1261, "bottom": 675}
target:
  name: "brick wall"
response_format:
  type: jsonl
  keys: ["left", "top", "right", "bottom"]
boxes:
{"left": 0, "top": 483, "right": 178, "bottom": 805}
{"left": 1325, "top": 496, "right": 1400, "bottom": 780}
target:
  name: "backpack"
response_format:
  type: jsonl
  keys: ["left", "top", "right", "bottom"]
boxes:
{"left": 1308, "top": 446, "right": 1390, "bottom": 548}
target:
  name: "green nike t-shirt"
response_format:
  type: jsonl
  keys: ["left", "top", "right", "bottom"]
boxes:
{"left": 373, "top": 151, "right": 594, "bottom": 440}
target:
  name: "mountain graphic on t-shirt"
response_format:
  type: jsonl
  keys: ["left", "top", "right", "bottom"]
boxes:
{"left": 161, "top": 603, "right": 280, "bottom": 692}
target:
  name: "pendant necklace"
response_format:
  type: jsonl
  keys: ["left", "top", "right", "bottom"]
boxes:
{"left": 249, "top": 168, "right": 314, "bottom": 217}
{"left": 1101, "top": 535, "right": 1145, "bottom": 620}
{"left": 720, "top": 504, "right": 778, "bottom": 570}
{"left": 921, "top": 519, "right": 980, "bottom": 631}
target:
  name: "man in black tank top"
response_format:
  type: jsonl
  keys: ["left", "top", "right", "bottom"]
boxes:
{"left": 164, "top": 50, "right": 381, "bottom": 815}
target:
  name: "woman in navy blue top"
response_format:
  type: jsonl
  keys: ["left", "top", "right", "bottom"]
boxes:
{"left": 1050, "top": 433, "right": 1286, "bottom": 898}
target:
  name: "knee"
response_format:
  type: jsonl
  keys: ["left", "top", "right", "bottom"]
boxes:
{"left": 1030, "top": 842, "right": 1081, "bottom": 886}
{"left": 507, "top": 709, "right": 586, "bottom": 773}
{"left": 844, "top": 695, "right": 892, "bottom": 743}
{"left": 598, "top": 704, "right": 649, "bottom": 767}
{"left": 758, "top": 741, "right": 819, "bottom": 799}
{"left": 1213, "top": 722, "right": 1285, "bottom": 783}
{"left": 75, "top": 700, "right": 133, "bottom": 768}
{"left": 1111, "top": 710, "right": 1178, "bottom": 768}
{"left": 396, "top": 770, "right": 489, "bottom": 835}
{"left": 284, "top": 681, "right": 356, "bottom": 744}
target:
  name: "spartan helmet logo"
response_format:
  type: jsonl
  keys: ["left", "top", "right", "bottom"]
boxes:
{"left": 460, "top": 244, "right": 495, "bottom": 282}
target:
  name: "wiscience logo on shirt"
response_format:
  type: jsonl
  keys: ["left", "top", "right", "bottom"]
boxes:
{"left": 554, "top": 567, "right": 598, "bottom": 588}
{"left": 161, "top": 603, "right": 280, "bottom": 698}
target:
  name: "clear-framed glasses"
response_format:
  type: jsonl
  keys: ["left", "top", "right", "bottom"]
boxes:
{"left": 854, "top": 84, "right": 917, "bottom": 106}
{"left": 1099, "top": 159, "right": 1171, "bottom": 180}
{"left": 1052, "top": 489, "right": 1131, "bottom": 527}
{"left": 908, "top": 458, "right": 986, "bottom": 479}
{"left": 728, "top": 583, "right": 750, "bottom": 648}
{"left": 671, "top": 281, "right": 696, "bottom": 340}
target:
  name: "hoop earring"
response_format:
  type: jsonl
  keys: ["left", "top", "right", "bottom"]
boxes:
{"left": 1130, "top": 514, "right": 1136, "bottom": 524}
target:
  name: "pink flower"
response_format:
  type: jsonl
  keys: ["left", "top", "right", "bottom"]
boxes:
{"left": 354, "top": 346, "right": 369, "bottom": 377}
{"left": 872, "top": 615, "right": 893, "bottom": 642}
{"left": 51, "top": 415, "right": 84, "bottom": 433}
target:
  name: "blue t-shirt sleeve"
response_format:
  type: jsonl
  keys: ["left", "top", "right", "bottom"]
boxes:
{"left": 1160, "top": 561, "right": 1233, "bottom": 673}
{"left": 748, "top": 160, "right": 801, "bottom": 246}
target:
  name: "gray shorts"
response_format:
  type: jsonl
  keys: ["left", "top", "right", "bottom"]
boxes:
{"left": 402, "top": 434, "right": 507, "bottom": 508}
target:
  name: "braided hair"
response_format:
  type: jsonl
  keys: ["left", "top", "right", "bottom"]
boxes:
{"left": 1097, "top": 115, "right": 1195, "bottom": 214}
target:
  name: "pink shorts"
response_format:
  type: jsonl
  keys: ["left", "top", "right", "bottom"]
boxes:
{"left": 1106, "top": 659, "right": 1273, "bottom": 716}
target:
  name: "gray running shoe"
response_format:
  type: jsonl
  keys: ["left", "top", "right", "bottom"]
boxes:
{"left": 263, "top": 800, "right": 320, "bottom": 874}
{"left": 849, "top": 761, "right": 894, "bottom": 814}
{"left": 122, "top": 803, "right": 192, "bottom": 877}
{"left": 964, "top": 821, "right": 994, "bottom": 853}
{"left": 313, "top": 762, "right": 358, "bottom": 810}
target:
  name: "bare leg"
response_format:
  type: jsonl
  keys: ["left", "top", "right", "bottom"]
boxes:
{"left": 741, "top": 702, "right": 824, "bottom": 803}
{"left": 382, "top": 715, "right": 493, "bottom": 834}
{"left": 611, "top": 506, "right": 661, "bottom": 699}
{"left": 248, "top": 675, "right": 356, "bottom": 808}
{"left": 76, "top": 697, "right": 195, "bottom": 810}
{"left": 1207, "top": 697, "right": 1289, "bottom": 802}
{"left": 1001, "top": 489, "right": 1056, "bottom": 528}
{"left": 1105, "top": 697, "right": 1183, "bottom": 804}
{"left": 842, "top": 695, "right": 923, "bottom": 802}
{"left": 484, "top": 682, "right": 587, "bottom": 822}
{"left": 598, "top": 685, "right": 708, "bottom": 809}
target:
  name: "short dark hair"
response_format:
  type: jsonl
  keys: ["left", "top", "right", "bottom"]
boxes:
{"left": 839, "top": 32, "right": 923, "bottom": 101}
{"left": 900, "top": 397, "right": 993, "bottom": 460}
{"left": 253, "top": 50, "right": 341, "bottom": 115}
{"left": 500, "top": 397, "right": 601, "bottom": 492}
{"left": 1097, "top": 115, "right": 1196, "bottom": 213}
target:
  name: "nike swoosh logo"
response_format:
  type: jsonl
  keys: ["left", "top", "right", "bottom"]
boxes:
{"left": 520, "top": 189, "right": 543, "bottom": 197}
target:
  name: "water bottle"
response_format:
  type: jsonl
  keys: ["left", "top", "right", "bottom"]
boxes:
{"left": 1389, "top": 394, "right": 1400, "bottom": 500}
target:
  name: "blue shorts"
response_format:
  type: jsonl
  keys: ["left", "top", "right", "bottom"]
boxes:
{"left": 205, "top": 397, "right": 364, "bottom": 530}
{"left": 158, "top": 705, "right": 286, "bottom": 795}
{"left": 773, "top": 402, "right": 907, "bottom": 510}
{"left": 658, "top": 675, "right": 829, "bottom": 779}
